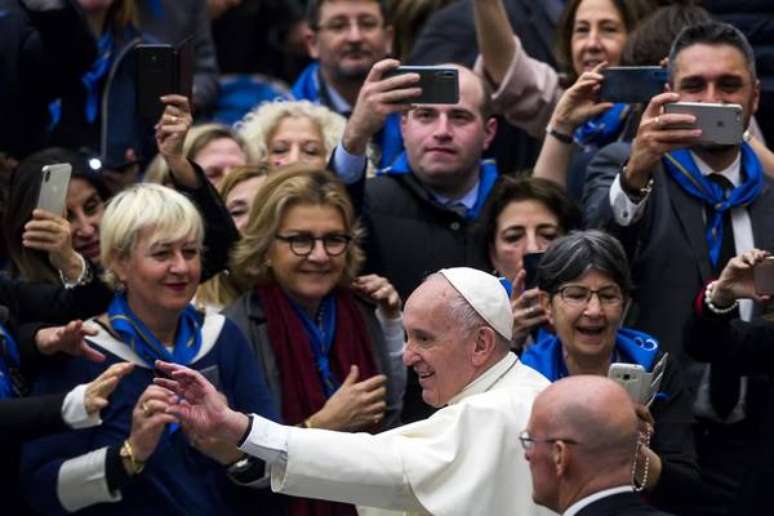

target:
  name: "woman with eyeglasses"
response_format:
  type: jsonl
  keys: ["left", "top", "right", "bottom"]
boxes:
{"left": 224, "top": 165, "right": 406, "bottom": 516}
{"left": 520, "top": 229, "right": 702, "bottom": 514}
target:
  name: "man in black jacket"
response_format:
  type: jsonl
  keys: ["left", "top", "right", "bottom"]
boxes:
{"left": 331, "top": 60, "right": 498, "bottom": 422}
{"left": 526, "top": 375, "right": 674, "bottom": 516}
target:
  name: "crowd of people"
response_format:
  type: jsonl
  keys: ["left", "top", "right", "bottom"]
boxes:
{"left": 1, "top": 0, "right": 774, "bottom": 514}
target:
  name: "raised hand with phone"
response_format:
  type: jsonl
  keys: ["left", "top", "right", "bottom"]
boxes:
{"left": 709, "top": 248, "right": 773, "bottom": 307}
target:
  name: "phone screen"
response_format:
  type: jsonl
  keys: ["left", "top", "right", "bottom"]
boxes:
{"left": 522, "top": 252, "right": 544, "bottom": 291}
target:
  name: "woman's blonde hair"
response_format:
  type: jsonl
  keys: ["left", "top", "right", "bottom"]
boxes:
{"left": 195, "top": 163, "right": 270, "bottom": 309}
{"left": 144, "top": 123, "right": 254, "bottom": 185}
{"left": 100, "top": 183, "right": 204, "bottom": 290}
{"left": 229, "top": 164, "right": 364, "bottom": 292}
{"left": 236, "top": 100, "right": 346, "bottom": 163}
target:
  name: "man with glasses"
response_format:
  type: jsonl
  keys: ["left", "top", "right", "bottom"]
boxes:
{"left": 524, "top": 375, "right": 673, "bottom": 515}
{"left": 292, "top": 0, "right": 401, "bottom": 167}
{"left": 153, "top": 267, "right": 552, "bottom": 516}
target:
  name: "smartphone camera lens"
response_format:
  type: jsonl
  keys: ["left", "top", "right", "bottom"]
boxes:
{"left": 622, "top": 374, "right": 631, "bottom": 380}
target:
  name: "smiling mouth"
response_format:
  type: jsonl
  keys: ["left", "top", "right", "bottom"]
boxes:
{"left": 576, "top": 327, "right": 605, "bottom": 337}
{"left": 417, "top": 371, "right": 435, "bottom": 381}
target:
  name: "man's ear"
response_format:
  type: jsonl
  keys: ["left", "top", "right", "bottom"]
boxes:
{"left": 304, "top": 29, "right": 320, "bottom": 60}
{"left": 553, "top": 441, "right": 569, "bottom": 477}
{"left": 482, "top": 117, "right": 498, "bottom": 151}
{"left": 471, "top": 326, "right": 497, "bottom": 367}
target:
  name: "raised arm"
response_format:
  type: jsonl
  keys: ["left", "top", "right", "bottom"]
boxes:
{"left": 473, "top": 0, "right": 517, "bottom": 87}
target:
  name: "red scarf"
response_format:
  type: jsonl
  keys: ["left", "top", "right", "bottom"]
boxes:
{"left": 256, "top": 284, "right": 380, "bottom": 516}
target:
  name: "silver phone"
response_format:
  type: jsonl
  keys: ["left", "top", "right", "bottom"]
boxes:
{"left": 608, "top": 353, "right": 668, "bottom": 406}
{"left": 36, "top": 163, "right": 72, "bottom": 216}
{"left": 663, "top": 102, "right": 744, "bottom": 146}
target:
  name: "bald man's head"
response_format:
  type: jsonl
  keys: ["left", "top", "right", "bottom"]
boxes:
{"left": 526, "top": 376, "right": 639, "bottom": 512}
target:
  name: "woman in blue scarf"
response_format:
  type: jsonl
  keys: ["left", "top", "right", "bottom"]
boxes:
{"left": 521, "top": 230, "right": 703, "bottom": 514}
{"left": 20, "top": 183, "right": 279, "bottom": 515}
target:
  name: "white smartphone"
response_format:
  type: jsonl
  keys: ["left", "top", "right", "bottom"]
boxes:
{"left": 663, "top": 102, "right": 744, "bottom": 146}
{"left": 608, "top": 363, "right": 647, "bottom": 403}
{"left": 36, "top": 163, "right": 72, "bottom": 216}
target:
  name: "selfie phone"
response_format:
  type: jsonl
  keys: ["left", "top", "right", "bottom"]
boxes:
{"left": 599, "top": 66, "right": 667, "bottom": 103}
{"left": 754, "top": 257, "right": 774, "bottom": 296}
{"left": 136, "top": 37, "right": 194, "bottom": 121}
{"left": 37, "top": 163, "right": 72, "bottom": 216}
{"left": 522, "top": 252, "right": 544, "bottom": 290}
{"left": 663, "top": 102, "right": 744, "bottom": 146}
{"left": 382, "top": 66, "right": 459, "bottom": 104}
{"left": 608, "top": 363, "right": 647, "bottom": 403}
{"left": 609, "top": 353, "right": 668, "bottom": 406}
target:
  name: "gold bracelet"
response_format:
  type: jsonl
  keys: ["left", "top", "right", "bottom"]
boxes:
{"left": 120, "top": 440, "right": 146, "bottom": 475}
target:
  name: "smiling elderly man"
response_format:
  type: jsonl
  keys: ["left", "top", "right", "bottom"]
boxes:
{"left": 155, "top": 267, "right": 551, "bottom": 516}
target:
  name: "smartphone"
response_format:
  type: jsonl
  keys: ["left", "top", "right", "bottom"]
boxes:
{"left": 599, "top": 66, "right": 667, "bottom": 104}
{"left": 382, "top": 66, "right": 459, "bottom": 104}
{"left": 663, "top": 102, "right": 744, "bottom": 146}
{"left": 522, "top": 252, "right": 544, "bottom": 290}
{"left": 36, "top": 163, "right": 72, "bottom": 216}
{"left": 608, "top": 363, "right": 647, "bottom": 403}
{"left": 136, "top": 38, "right": 194, "bottom": 121}
{"left": 754, "top": 257, "right": 774, "bottom": 296}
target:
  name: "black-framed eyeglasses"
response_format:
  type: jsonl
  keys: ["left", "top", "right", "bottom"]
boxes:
{"left": 518, "top": 430, "right": 580, "bottom": 451}
{"left": 314, "top": 16, "right": 383, "bottom": 35}
{"left": 275, "top": 233, "right": 352, "bottom": 257}
{"left": 555, "top": 285, "right": 624, "bottom": 307}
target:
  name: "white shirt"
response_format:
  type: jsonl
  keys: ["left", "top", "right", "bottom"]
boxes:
{"left": 563, "top": 486, "right": 633, "bottom": 516}
{"left": 238, "top": 353, "right": 553, "bottom": 516}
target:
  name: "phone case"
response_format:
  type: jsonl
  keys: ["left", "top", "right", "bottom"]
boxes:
{"left": 664, "top": 102, "right": 744, "bottom": 146}
{"left": 599, "top": 67, "right": 667, "bottom": 104}
{"left": 37, "top": 164, "right": 72, "bottom": 216}
{"left": 608, "top": 363, "right": 647, "bottom": 403}
{"left": 382, "top": 66, "right": 459, "bottom": 104}
{"left": 754, "top": 258, "right": 774, "bottom": 296}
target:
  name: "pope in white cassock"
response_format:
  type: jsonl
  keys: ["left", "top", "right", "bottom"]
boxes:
{"left": 155, "top": 268, "right": 553, "bottom": 515}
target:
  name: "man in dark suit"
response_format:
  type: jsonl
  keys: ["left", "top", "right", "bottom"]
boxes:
{"left": 524, "top": 375, "right": 672, "bottom": 516}
{"left": 583, "top": 21, "right": 774, "bottom": 515}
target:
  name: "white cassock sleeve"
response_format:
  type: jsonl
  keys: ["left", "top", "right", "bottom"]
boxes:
{"left": 268, "top": 381, "right": 553, "bottom": 516}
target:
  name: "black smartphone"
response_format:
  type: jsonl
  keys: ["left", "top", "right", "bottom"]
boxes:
{"left": 599, "top": 66, "right": 667, "bottom": 104}
{"left": 136, "top": 38, "right": 194, "bottom": 121}
{"left": 382, "top": 66, "right": 459, "bottom": 104}
{"left": 522, "top": 252, "right": 544, "bottom": 291}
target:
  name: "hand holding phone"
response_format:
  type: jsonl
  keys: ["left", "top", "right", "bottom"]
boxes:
{"left": 754, "top": 256, "right": 774, "bottom": 296}
{"left": 608, "top": 353, "right": 668, "bottom": 406}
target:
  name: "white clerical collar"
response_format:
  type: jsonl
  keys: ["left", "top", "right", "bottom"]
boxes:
{"left": 690, "top": 149, "right": 742, "bottom": 187}
{"left": 447, "top": 352, "right": 518, "bottom": 405}
{"left": 562, "top": 485, "right": 634, "bottom": 516}
{"left": 432, "top": 180, "right": 480, "bottom": 211}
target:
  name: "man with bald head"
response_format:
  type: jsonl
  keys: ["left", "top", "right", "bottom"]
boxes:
{"left": 525, "top": 376, "right": 673, "bottom": 516}
{"left": 155, "top": 268, "right": 551, "bottom": 516}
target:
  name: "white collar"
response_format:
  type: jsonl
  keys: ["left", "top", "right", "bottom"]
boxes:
{"left": 690, "top": 150, "right": 742, "bottom": 187}
{"left": 324, "top": 79, "right": 352, "bottom": 114}
{"left": 563, "top": 485, "right": 634, "bottom": 516}
{"left": 447, "top": 353, "right": 518, "bottom": 405}
{"left": 432, "top": 180, "right": 481, "bottom": 210}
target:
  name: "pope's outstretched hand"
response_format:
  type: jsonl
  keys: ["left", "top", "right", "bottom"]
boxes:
{"left": 154, "top": 360, "right": 250, "bottom": 444}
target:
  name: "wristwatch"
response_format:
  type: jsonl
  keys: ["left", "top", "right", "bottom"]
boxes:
{"left": 620, "top": 162, "right": 654, "bottom": 202}
{"left": 119, "top": 440, "right": 145, "bottom": 475}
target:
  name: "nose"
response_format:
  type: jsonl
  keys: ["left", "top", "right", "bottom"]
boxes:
{"left": 73, "top": 211, "right": 96, "bottom": 238}
{"left": 583, "top": 293, "right": 604, "bottom": 317}
{"left": 402, "top": 342, "right": 418, "bottom": 367}
{"left": 169, "top": 250, "right": 190, "bottom": 274}
{"left": 524, "top": 230, "right": 541, "bottom": 254}
{"left": 703, "top": 84, "right": 720, "bottom": 103}
{"left": 306, "top": 239, "right": 329, "bottom": 263}
{"left": 432, "top": 113, "right": 452, "bottom": 140}
{"left": 287, "top": 145, "right": 301, "bottom": 165}
{"left": 584, "top": 27, "right": 603, "bottom": 51}
{"left": 345, "top": 21, "right": 363, "bottom": 41}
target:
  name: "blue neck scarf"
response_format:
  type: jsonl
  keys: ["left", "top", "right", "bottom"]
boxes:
{"left": 574, "top": 103, "right": 629, "bottom": 149}
{"left": 82, "top": 32, "right": 114, "bottom": 124}
{"left": 0, "top": 323, "right": 21, "bottom": 400}
{"left": 289, "top": 295, "right": 339, "bottom": 398}
{"left": 663, "top": 143, "right": 763, "bottom": 268}
{"left": 291, "top": 62, "right": 404, "bottom": 168}
{"left": 521, "top": 327, "right": 659, "bottom": 381}
{"left": 108, "top": 294, "right": 203, "bottom": 368}
{"left": 381, "top": 152, "right": 499, "bottom": 220}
